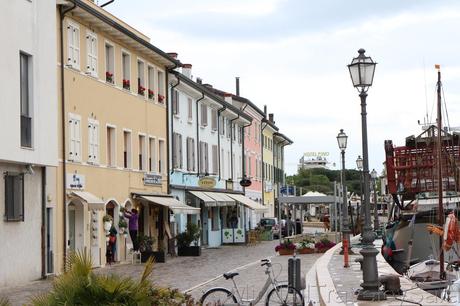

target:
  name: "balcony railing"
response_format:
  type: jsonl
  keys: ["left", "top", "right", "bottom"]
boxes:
{"left": 21, "top": 115, "right": 32, "bottom": 148}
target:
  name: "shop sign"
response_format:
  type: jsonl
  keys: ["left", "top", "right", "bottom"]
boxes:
{"left": 265, "top": 181, "right": 273, "bottom": 192}
{"left": 144, "top": 173, "right": 162, "bottom": 185}
{"left": 199, "top": 177, "right": 216, "bottom": 188}
{"left": 67, "top": 173, "right": 85, "bottom": 190}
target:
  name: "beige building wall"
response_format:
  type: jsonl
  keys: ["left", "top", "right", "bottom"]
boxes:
{"left": 263, "top": 127, "right": 275, "bottom": 217}
{"left": 54, "top": 10, "right": 171, "bottom": 272}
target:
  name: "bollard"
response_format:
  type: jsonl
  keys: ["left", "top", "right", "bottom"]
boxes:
{"left": 343, "top": 238, "right": 349, "bottom": 268}
{"left": 288, "top": 255, "right": 302, "bottom": 291}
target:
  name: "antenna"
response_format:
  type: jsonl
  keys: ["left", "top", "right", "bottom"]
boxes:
{"left": 423, "top": 58, "right": 429, "bottom": 125}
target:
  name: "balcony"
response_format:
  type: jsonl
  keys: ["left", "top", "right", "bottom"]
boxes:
{"left": 21, "top": 115, "right": 32, "bottom": 148}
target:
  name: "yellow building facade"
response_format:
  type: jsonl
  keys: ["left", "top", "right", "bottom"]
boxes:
{"left": 262, "top": 118, "right": 278, "bottom": 217}
{"left": 55, "top": 0, "right": 178, "bottom": 271}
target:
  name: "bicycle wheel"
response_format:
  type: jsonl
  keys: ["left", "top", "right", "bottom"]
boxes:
{"left": 200, "top": 287, "right": 238, "bottom": 306}
{"left": 265, "top": 284, "right": 304, "bottom": 306}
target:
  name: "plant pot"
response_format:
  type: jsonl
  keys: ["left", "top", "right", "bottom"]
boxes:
{"left": 141, "top": 251, "right": 166, "bottom": 263}
{"left": 103, "top": 221, "right": 112, "bottom": 231}
{"left": 298, "top": 248, "right": 315, "bottom": 254}
{"left": 278, "top": 248, "right": 295, "bottom": 256}
{"left": 178, "top": 246, "right": 201, "bottom": 256}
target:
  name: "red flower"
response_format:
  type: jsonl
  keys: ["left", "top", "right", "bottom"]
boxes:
{"left": 148, "top": 89, "right": 154, "bottom": 95}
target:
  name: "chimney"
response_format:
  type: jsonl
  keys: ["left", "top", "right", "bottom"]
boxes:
{"left": 196, "top": 77, "right": 202, "bottom": 84}
{"left": 235, "top": 77, "right": 240, "bottom": 96}
{"left": 182, "top": 63, "right": 192, "bottom": 79}
{"left": 224, "top": 92, "right": 232, "bottom": 103}
{"left": 167, "top": 52, "right": 178, "bottom": 59}
{"left": 264, "top": 105, "right": 267, "bottom": 116}
{"left": 269, "top": 113, "right": 274, "bottom": 124}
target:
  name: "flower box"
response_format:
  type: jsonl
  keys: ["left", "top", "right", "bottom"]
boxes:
{"left": 106, "top": 71, "right": 113, "bottom": 83}
{"left": 316, "top": 247, "right": 330, "bottom": 253}
{"left": 122, "top": 79, "right": 130, "bottom": 90}
{"left": 158, "top": 94, "right": 165, "bottom": 103}
{"left": 278, "top": 248, "right": 295, "bottom": 256}
{"left": 138, "top": 85, "right": 145, "bottom": 96}
{"left": 148, "top": 89, "right": 154, "bottom": 99}
{"left": 298, "top": 248, "right": 315, "bottom": 254}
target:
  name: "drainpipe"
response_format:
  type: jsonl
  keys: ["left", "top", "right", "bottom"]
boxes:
{"left": 239, "top": 103, "right": 250, "bottom": 193}
{"left": 169, "top": 76, "right": 180, "bottom": 183}
{"left": 261, "top": 122, "right": 268, "bottom": 210}
{"left": 166, "top": 66, "right": 180, "bottom": 194}
{"left": 217, "top": 105, "right": 226, "bottom": 180}
{"left": 100, "top": 0, "right": 114, "bottom": 8}
{"left": 230, "top": 114, "right": 240, "bottom": 181}
{"left": 41, "top": 167, "right": 46, "bottom": 278}
{"left": 59, "top": 2, "right": 76, "bottom": 272}
{"left": 196, "top": 93, "right": 205, "bottom": 176}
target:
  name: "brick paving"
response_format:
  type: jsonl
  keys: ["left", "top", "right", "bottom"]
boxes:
{"left": 0, "top": 240, "right": 321, "bottom": 305}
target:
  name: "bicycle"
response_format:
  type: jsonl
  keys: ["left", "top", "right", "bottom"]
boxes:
{"left": 200, "top": 258, "right": 304, "bottom": 305}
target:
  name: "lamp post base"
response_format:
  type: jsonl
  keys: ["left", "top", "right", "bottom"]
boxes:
{"left": 357, "top": 244, "right": 386, "bottom": 301}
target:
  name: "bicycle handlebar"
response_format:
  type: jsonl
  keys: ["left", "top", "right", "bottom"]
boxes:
{"left": 261, "top": 258, "right": 271, "bottom": 267}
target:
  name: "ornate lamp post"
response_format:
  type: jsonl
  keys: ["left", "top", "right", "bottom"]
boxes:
{"left": 348, "top": 48, "right": 386, "bottom": 300}
{"left": 356, "top": 156, "right": 363, "bottom": 233}
{"left": 371, "top": 169, "right": 379, "bottom": 231}
{"left": 337, "top": 129, "right": 350, "bottom": 266}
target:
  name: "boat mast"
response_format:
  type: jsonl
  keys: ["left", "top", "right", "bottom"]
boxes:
{"left": 436, "top": 65, "right": 445, "bottom": 279}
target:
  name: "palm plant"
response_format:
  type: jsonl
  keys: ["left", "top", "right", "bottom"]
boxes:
{"left": 0, "top": 297, "right": 11, "bottom": 306}
{"left": 30, "top": 251, "right": 190, "bottom": 306}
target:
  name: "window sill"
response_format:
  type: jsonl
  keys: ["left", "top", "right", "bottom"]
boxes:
{"left": 174, "top": 114, "right": 180, "bottom": 119}
{"left": 187, "top": 119, "right": 193, "bottom": 124}
{"left": 21, "top": 146, "right": 34, "bottom": 151}
{"left": 211, "top": 129, "right": 217, "bottom": 133}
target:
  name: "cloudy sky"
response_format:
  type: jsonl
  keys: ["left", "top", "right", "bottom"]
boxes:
{"left": 105, "top": 0, "right": 460, "bottom": 175}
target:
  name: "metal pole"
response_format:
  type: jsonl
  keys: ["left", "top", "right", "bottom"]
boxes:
{"left": 373, "top": 178, "right": 379, "bottom": 230}
{"left": 357, "top": 90, "right": 386, "bottom": 301}
{"left": 333, "top": 181, "right": 337, "bottom": 231}
{"left": 340, "top": 151, "right": 350, "bottom": 266}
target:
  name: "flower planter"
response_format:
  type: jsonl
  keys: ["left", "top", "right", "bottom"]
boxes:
{"left": 298, "top": 248, "right": 315, "bottom": 254}
{"left": 278, "top": 248, "right": 295, "bottom": 256}
{"left": 178, "top": 246, "right": 201, "bottom": 256}
{"left": 141, "top": 251, "right": 166, "bottom": 263}
{"left": 316, "top": 247, "right": 330, "bottom": 253}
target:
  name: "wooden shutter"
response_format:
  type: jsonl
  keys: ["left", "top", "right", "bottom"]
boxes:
{"left": 201, "top": 104, "right": 207, "bottom": 126}
{"left": 93, "top": 122, "right": 99, "bottom": 163}
{"left": 211, "top": 109, "right": 217, "bottom": 130}
{"left": 67, "top": 25, "right": 74, "bottom": 65}
{"left": 69, "top": 118, "right": 75, "bottom": 160}
{"left": 73, "top": 26, "right": 80, "bottom": 68}
{"left": 191, "top": 138, "right": 195, "bottom": 171}
{"left": 204, "top": 142, "right": 209, "bottom": 173}
{"left": 188, "top": 98, "right": 193, "bottom": 120}
{"left": 74, "top": 118, "right": 81, "bottom": 161}
{"left": 179, "top": 134, "right": 183, "bottom": 169}
{"left": 86, "top": 33, "right": 97, "bottom": 75}
{"left": 212, "top": 145, "right": 218, "bottom": 174}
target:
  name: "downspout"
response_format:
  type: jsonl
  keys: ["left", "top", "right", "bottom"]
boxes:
{"left": 241, "top": 119, "right": 251, "bottom": 193}
{"left": 166, "top": 66, "right": 180, "bottom": 195}
{"left": 261, "top": 122, "right": 268, "bottom": 208}
{"left": 41, "top": 167, "right": 46, "bottom": 278}
{"left": 59, "top": 2, "right": 76, "bottom": 271}
{"left": 196, "top": 93, "right": 205, "bottom": 176}
{"left": 217, "top": 105, "right": 226, "bottom": 180}
{"left": 230, "top": 114, "right": 240, "bottom": 181}
{"left": 169, "top": 75, "right": 180, "bottom": 186}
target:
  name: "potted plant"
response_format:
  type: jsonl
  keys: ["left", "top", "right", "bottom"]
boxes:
{"left": 296, "top": 239, "right": 316, "bottom": 254}
{"left": 103, "top": 215, "right": 113, "bottom": 232}
{"left": 139, "top": 235, "right": 155, "bottom": 263}
{"left": 105, "top": 71, "right": 113, "bottom": 83}
{"left": 177, "top": 223, "right": 201, "bottom": 256}
{"left": 315, "top": 238, "right": 336, "bottom": 253}
{"left": 148, "top": 89, "right": 154, "bottom": 99}
{"left": 275, "top": 239, "right": 296, "bottom": 255}
{"left": 153, "top": 243, "right": 166, "bottom": 263}
{"left": 118, "top": 218, "right": 128, "bottom": 234}
{"left": 122, "top": 79, "right": 130, "bottom": 90}
{"left": 138, "top": 85, "right": 145, "bottom": 95}
{"left": 158, "top": 94, "right": 165, "bottom": 103}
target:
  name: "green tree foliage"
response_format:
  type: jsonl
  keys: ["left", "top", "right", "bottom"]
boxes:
{"left": 287, "top": 168, "right": 362, "bottom": 196}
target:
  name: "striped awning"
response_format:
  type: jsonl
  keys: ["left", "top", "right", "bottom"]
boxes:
{"left": 188, "top": 191, "right": 218, "bottom": 207}
{"left": 141, "top": 196, "right": 200, "bottom": 214}
{"left": 227, "top": 194, "right": 268, "bottom": 212}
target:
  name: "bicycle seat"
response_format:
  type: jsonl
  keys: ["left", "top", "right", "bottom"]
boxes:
{"left": 223, "top": 272, "right": 239, "bottom": 280}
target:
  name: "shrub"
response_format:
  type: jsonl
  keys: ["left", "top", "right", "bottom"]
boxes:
{"left": 176, "top": 223, "right": 201, "bottom": 248}
{"left": 315, "top": 238, "right": 336, "bottom": 249}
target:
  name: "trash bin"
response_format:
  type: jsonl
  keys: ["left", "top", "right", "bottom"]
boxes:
{"left": 295, "top": 219, "right": 302, "bottom": 235}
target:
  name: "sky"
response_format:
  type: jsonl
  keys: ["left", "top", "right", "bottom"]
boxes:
{"left": 104, "top": 0, "right": 460, "bottom": 175}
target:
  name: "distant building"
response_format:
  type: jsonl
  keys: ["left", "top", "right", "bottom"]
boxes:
{"left": 298, "top": 155, "right": 331, "bottom": 170}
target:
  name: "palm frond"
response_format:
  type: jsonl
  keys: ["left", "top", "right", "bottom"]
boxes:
{"left": 0, "top": 297, "right": 11, "bottom": 306}
{"left": 139, "top": 256, "right": 155, "bottom": 283}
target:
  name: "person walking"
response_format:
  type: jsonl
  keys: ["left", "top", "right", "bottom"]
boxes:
{"left": 124, "top": 208, "right": 139, "bottom": 251}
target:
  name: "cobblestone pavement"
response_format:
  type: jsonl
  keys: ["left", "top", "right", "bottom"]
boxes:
{"left": 0, "top": 241, "right": 321, "bottom": 305}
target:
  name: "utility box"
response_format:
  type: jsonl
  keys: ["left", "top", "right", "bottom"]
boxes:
{"left": 288, "top": 256, "right": 302, "bottom": 291}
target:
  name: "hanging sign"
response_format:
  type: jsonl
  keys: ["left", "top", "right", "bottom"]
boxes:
{"left": 198, "top": 177, "right": 216, "bottom": 188}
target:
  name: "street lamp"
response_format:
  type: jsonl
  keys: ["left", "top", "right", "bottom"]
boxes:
{"left": 348, "top": 49, "right": 386, "bottom": 301}
{"left": 356, "top": 156, "right": 364, "bottom": 234}
{"left": 336, "top": 129, "right": 351, "bottom": 265}
{"left": 371, "top": 169, "right": 379, "bottom": 231}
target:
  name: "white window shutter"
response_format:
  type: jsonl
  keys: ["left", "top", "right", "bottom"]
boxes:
{"left": 88, "top": 123, "right": 93, "bottom": 162}
{"left": 86, "top": 35, "right": 91, "bottom": 72}
{"left": 91, "top": 37, "right": 97, "bottom": 74}
{"left": 93, "top": 123, "right": 99, "bottom": 163}
{"left": 192, "top": 138, "right": 195, "bottom": 171}
{"left": 69, "top": 118, "right": 75, "bottom": 160}
{"left": 75, "top": 119, "right": 81, "bottom": 161}
{"left": 67, "top": 25, "right": 74, "bottom": 65}
{"left": 73, "top": 27, "right": 80, "bottom": 68}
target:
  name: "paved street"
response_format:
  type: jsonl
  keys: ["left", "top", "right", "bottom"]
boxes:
{"left": 0, "top": 241, "right": 321, "bottom": 305}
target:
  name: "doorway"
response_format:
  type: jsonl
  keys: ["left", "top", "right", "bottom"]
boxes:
{"left": 46, "top": 207, "right": 54, "bottom": 274}
{"left": 105, "top": 201, "right": 119, "bottom": 262}
{"left": 200, "top": 203, "right": 209, "bottom": 246}
{"left": 68, "top": 200, "right": 84, "bottom": 253}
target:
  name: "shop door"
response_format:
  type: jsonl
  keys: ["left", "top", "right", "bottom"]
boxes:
{"left": 46, "top": 208, "right": 54, "bottom": 274}
{"left": 68, "top": 206, "right": 76, "bottom": 251}
{"left": 201, "top": 204, "right": 208, "bottom": 245}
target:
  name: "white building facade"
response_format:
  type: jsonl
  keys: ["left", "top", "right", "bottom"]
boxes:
{"left": 0, "top": 0, "right": 57, "bottom": 287}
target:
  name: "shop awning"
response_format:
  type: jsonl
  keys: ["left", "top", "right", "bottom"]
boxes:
{"left": 204, "top": 192, "right": 235, "bottom": 207}
{"left": 227, "top": 194, "right": 268, "bottom": 212}
{"left": 70, "top": 191, "right": 105, "bottom": 210}
{"left": 188, "top": 191, "right": 218, "bottom": 207}
{"left": 141, "top": 196, "right": 200, "bottom": 214}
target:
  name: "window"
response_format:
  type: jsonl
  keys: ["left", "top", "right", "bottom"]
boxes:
{"left": 88, "top": 119, "right": 99, "bottom": 164}
{"left": 158, "top": 139, "right": 165, "bottom": 173}
{"left": 172, "top": 133, "right": 183, "bottom": 169}
{"left": 107, "top": 126, "right": 116, "bottom": 167}
{"left": 4, "top": 173, "right": 24, "bottom": 222}
{"left": 232, "top": 124, "right": 236, "bottom": 141}
{"left": 105, "top": 43, "right": 114, "bottom": 83}
{"left": 67, "top": 22, "right": 80, "bottom": 69}
{"left": 20, "top": 52, "right": 32, "bottom": 148}
{"left": 122, "top": 52, "right": 130, "bottom": 90}
{"left": 186, "top": 137, "right": 195, "bottom": 171}
{"left": 149, "top": 137, "right": 156, "bottom": 172}
{"left": 188, "top": 98, "right": 193, "bottom": 121}
{"left": 147, "top": 66, "right": 155, "bottom": 100}
{"left": 200, "top": 104, "right": 208, "bottom": 127}
{"left": 139, "top": 135, "right": 146, "bottom": 171}
{"left": 172, "top": 90, "right": 179, "bottom": 115}
{"left": 157, "top": 70, "right": 165, "bottom": 103}
{"left": 221, "top": 148, "right": 225, "bottom": 178}
{"left": 212, "top": 145, "right": 218, "bottom": 175}
{"left": 247, "top": 123, "right": 251, "bottom": 138}
{"left": 219, "top": 116, "right": 225, "bottom": 135}
{"left": 211, "top": 109, "right": 217, "bottom": 131}
{"left": 210, "top": 207, "right": 219, "bottom": 231}
{"left": 137, "top": 60, "right": 145, "bottom": 96}
{"left": 226, "top": 119, "right": 231, "bottom": 139}
{"left": 86, "top": 31, "right": 97, "bottom": 77}
{"left": 199, "top": 141, "right": 208, "bottom": 173}
{"left": 232, "top": 153, "right": 235, "bottom": 178}
{"left": 123, "top": 130, "right": 132, "bottom": 168}
{"left": 68, "top": 114, "right": 81, "bottom": 162}
{"left": 248, "top": 156, "right": 252, "bottom": 177}
{"left": 227, "top": 151, "right": 231, "bottom": 179}
{"left": 238, "top": 127, "right": 242, "bottom": 144}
